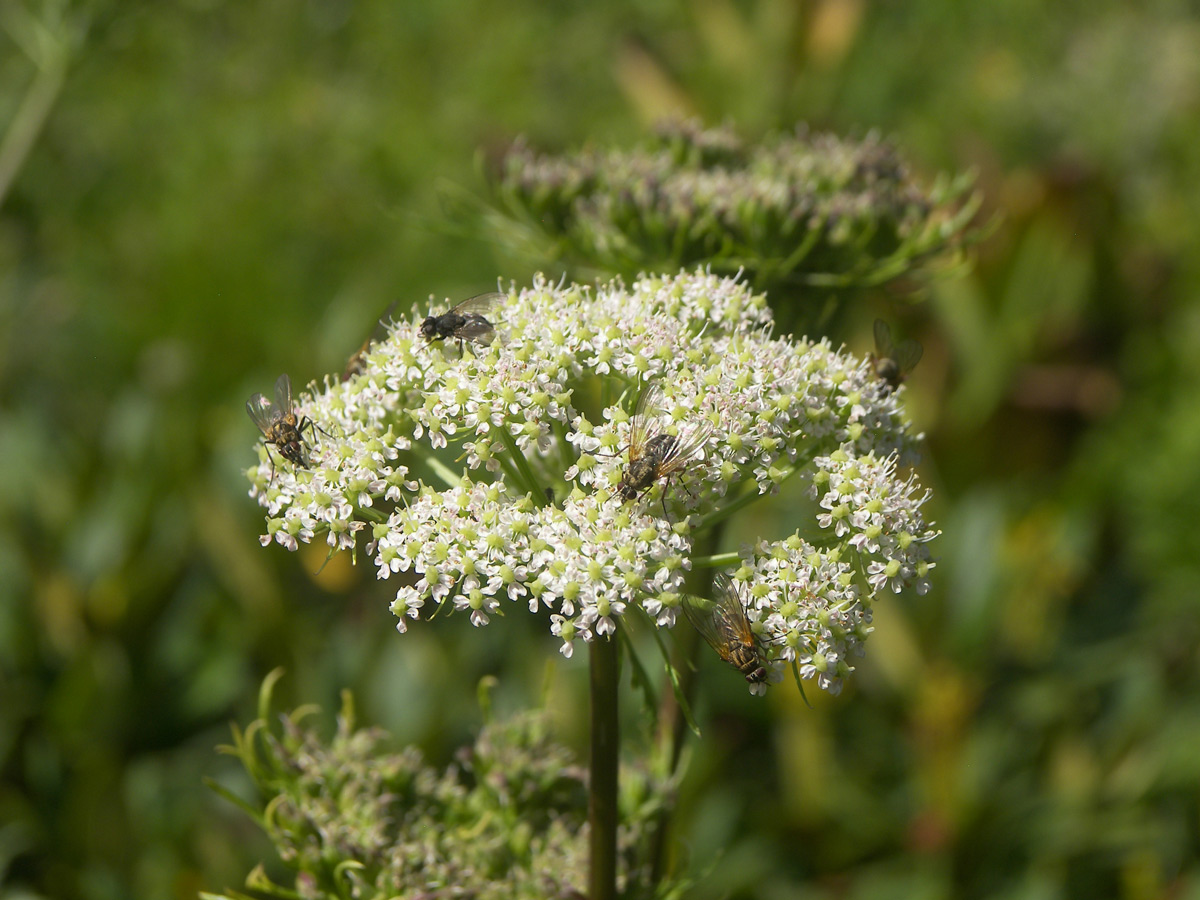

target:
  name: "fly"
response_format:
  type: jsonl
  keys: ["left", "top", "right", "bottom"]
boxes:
{"left": 681, "top": 571, "right": 768, "bottom": 685}
{"left": 419, "top": 292, "right": 502, "bottom": 354}
{"left": 614, "top": 380, "right": 712, "bottom": 516}
{"left": 343, "top": 301, "right": 398, "bottom": 380}
{"left": 871, "top": 318, "right": 922, "bottom": 391}
{"left": 246, "top": 373, "right": 318, "bottom": 482}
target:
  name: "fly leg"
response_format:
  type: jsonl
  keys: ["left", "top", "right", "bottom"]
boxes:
{"left": 298, "top": 415, "right": 331, "bottom": 441}
{"left": 634, "top": 481, "right": 671, "bottom": 520}
{"left": 264, "top": 444, "right": 280, "bottom": 486}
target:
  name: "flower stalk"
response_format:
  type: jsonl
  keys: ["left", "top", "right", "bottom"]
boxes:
{"left": 422, "top": 453, "right": 462, "bottom": 489}
{"left": 689, "top": 550, "right": 742, "bottom": 568}
{"left": 589, "top": 634, "right": 620, "bottom": 900}
{"left": 499, "top": 424, "right": 550, "bottom": 506}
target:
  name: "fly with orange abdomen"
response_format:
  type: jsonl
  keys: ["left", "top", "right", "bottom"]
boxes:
{"left": 681, "top": 572, "right": 768, "bottom": 685}
{"left": 246, "top": 373, "right": 319, "bottom": 482}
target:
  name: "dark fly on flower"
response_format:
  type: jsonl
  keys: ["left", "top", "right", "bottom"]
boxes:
{"left": 871, "top": 318, "right": 923, "bottom": 392}
{"left": 246, "top": 373, "right": 318, "bottom": 482}
{"left": 419, "top": 292, "right": 502, "bottom": 354}
{"left": 343, "top": 301, "right": 398, "bottom": 381}
{"left": 681, "top": 571, "right": 768, "bottom": 685}
{"left": 615, "top": 380, "right": 712, "bottom": 516}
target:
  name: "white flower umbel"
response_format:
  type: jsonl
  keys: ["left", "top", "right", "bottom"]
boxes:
{"left": 247, "top": 270, "right": 936, "bottom": 693}
{"left": 735, "top": 536, "right": 865, "bottom": 697}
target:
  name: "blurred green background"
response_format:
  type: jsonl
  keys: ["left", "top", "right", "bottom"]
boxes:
{"left": 3, "top": 1, "right": 1200, "bottom": 898}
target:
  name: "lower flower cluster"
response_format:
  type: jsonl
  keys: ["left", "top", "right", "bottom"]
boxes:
{"left": 211, "top": 690, "right": 670, "bottom": 900}
{"left": 738, "top": 535, "right": 869, "bottom": 696}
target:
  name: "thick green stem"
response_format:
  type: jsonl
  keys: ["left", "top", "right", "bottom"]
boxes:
{"left": 551, "top": 416, "right": 576, "bottom": 473}
{"left": 693, "top": 481, "right": 772, "bottom": 532}
{"left": 494, "top": 446, "right": 531, "bottom": 495}
{"left": 354, "top": 505, "right": 387, "bottom": 523}
{"left": 589, "top": 635, "right": 620, "bottom": 900}
{"left": 690, "top": 550, "right": 741, "bottom": 569}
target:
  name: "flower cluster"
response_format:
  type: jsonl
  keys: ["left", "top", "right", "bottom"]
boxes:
{"left": 247, "top": 269, "right": 936, "bottom": 692}
{"left": 735, "top": 535, "right": 866, "bottom": 697}
{"left": 212, "top": 692, "right": 669, "bottom": 900}
{"left": 482, "top": 120, "right": 980, "bottom": 306}
{"left": 811, "top": 449, "right": 936, "bottom": 597}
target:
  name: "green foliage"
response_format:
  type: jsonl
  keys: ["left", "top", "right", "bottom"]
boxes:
{"left": 3, "top": 0, "right": 1200, "bottom": 898}
{"left": 207, "top": 676, "right": 676, "bottom": 900}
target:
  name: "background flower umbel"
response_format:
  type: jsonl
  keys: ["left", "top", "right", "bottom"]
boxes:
{"left": 478, "top": 120, "right": 981, "bottom": 320}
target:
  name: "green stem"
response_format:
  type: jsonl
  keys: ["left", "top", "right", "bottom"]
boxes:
{"left": 0, "top": 16, "right": 68, "bottom": 210}
{"left": 589, "top": 634, "right": 620, "bottom": 900}
{"left": 552, "top": 416, "right": 575, "bottom": 472}
{"left": 494, "top": 446, "right": 530, "bottom": 495}
{"left": 693, "top": 480, "right": 772, "bottom": 532}
{"left": 647, "top": 526, "right": 723, "bottom": 886}
{"left": 690, "top": 550, "right": 741, "bottom": 569}
{"left": 767, "top": 220, "right": 824, "bottom": 284}
{"left": 423, "top": 454, "right": 463, "bottom": 490}
{"left": 355, "top": 505, "right": 387, "bottom": 523}
{"left": 498, "top": 426, "right": 548, "bottom": 506}
{"left": 694, "top": 454, "right": 818, "bottom": 532}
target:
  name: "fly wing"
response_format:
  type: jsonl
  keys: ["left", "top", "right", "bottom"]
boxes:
{"left": 681, "top": 572, "right": 755, "bottom": 665}
{"left": 455, "top": 315, "right": 497, "bottom": 344}
{"left": 449, "top": 291, "right": 503, "bottom": 318}
{"left": 873, "top": 318, "right": 895, "bottom": 358}
{"left": 245, "top": 392, "right": 278, "bottom": 435}
{"left": 273, "top": 373, "right": 294, "bottom": 416}
{"left": 681, "top": 594, "right": 737, "bottom": 665}
{"left": 710, "top": 571, "right": 756, "bottom": 643}
{"left": 657, "top": 414, "right": 713, "bottom": 477}
{"left": 344, "top": 301, "right": 400, "bottom": 379}
{"left": 628, "top": 380, "right": 665, "bottom": 460}
{"left": 893, "top": 338, "right": 923, "bottom": 376}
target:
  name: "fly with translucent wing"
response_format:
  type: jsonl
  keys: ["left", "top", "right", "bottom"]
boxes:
{"left": 419, "top": 292, "right": 502, "bottom": 354}
{"left": 615, "top": 380, "right": 713, "bottom": 517}
{"left": 246, "top": 373, "right": 318, "bottom": 482}
{"left": 871, "top": 318, "right": 923, "bottom": 392}
{"left": 343, "top": 301, "right": 397, "bottom": 381}
{"left": 681, "top": 571, "right": 768, "bottom": 685}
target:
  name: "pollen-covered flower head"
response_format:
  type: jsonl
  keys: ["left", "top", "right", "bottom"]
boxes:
{"left": 246, "top": 269, "right": 936, "bottom": 693}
